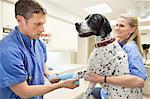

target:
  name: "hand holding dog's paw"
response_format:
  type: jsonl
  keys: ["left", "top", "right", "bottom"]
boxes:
{"left": 84, "top": 72, "right": 104, "bottom": 83}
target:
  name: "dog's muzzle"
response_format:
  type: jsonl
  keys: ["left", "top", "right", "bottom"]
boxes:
{"left": 75, "top": 22, "right": 94, "bottom": 37}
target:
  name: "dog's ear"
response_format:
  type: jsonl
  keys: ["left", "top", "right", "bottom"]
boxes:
{"left": 98, "top": 15, "right": 112, "bottom": 38}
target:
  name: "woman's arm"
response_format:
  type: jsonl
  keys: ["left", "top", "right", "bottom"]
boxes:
{"left": 106, "top": 75, "right": 144, "bottom": 88}
{"left": 85, "top": 73, "right": 144, "bottom": 88}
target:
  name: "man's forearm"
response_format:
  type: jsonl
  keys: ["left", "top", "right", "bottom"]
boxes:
{"left": 25, "top": 83, "right": 62, "bottom": 98}
{"left": 10, "top": 81, "right": 63, "bottom": 98}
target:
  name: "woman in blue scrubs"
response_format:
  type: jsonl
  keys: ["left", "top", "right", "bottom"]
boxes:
{"left": 0, "top": 0, "right": 79, "bottom": 99}
{"left": 85, "top": 14, "right": 147, "bottom": 99}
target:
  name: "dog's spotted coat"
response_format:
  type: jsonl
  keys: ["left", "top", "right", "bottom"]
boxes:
{"left": 75, "top": 14, "right": 142, "bottom": 99}
{"left": 75, "top": 37, "right": 142, "bottom": 99}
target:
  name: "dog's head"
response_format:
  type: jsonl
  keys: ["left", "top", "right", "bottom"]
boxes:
{"left": 75, "top": 14, "right": 112, "bottom": 38}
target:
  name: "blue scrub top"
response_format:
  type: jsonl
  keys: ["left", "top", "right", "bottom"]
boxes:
{"left": 122, "top": 41, "right": 147, "bottom": 80}
{"left": 0, "top": 26, "right": 47, "bottom": 99}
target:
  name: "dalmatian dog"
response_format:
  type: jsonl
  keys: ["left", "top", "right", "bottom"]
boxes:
{"left": 74, "top": 14, "right": 142, "bottom": 99}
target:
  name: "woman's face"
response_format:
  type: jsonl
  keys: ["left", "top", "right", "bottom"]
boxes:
{"left": 114, "top": 17, "right": 135, "bottom": 42}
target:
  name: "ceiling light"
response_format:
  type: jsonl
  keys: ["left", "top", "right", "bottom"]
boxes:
{"left": 84, "top": 3, "right": 113, "bottom": 14}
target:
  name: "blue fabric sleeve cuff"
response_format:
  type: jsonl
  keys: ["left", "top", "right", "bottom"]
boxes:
{"left": 0, "top": 75, "right": 27, "bottom": 88}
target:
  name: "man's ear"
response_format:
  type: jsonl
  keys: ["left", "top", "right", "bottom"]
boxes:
{"left": 16, "top": 15, "right": 25, "bottom": 26}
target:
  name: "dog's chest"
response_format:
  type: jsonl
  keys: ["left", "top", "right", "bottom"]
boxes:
{"left": 87, "top": 42, "right": 129, "bottom": 76}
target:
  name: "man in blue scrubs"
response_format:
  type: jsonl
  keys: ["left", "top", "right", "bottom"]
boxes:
{"left": 0, "top": 0, "right": 79, "bottom": 99}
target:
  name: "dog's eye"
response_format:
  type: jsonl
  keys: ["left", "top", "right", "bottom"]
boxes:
{"left": 87, "top": 19, "right": 96, "bottom": 27}
{"left": 85, "top": 15, "right": 90, "bottom": 20}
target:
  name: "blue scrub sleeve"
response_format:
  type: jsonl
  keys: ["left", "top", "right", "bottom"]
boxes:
{"left": 0, "top": 47, "right": 27, "bottom": 88}
{"left": 125, "top": 43, "right": 147, "bottom": 80}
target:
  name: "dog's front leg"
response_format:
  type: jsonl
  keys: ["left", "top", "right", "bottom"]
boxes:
{"left": 82, "top": 82, "right": 96, "bottom": 99}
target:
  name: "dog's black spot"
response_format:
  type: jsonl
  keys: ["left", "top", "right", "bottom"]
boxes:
{"left": 108, "top": 67, "right": 110, "bottom": 70}
{"left": 113, "top": 45, "right": 116, "bottom": 48}
{"left": 109, "top": 50, "right": 112, "bottom": 54}
{"left": 117, "top": 56, "right": 121, "bottom": 60}
{"left": 127, "top": 95, "right": 129, "bottom": 99}
{"left": 112, "top": 70, "right": 116, "bottom": 75}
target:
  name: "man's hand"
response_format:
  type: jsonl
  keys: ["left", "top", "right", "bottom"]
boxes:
{"left": 50, "top": 78, "right": 61, "bottom": 83}
{"left": 60, "top": 78, "right": 79, "bottom": 89}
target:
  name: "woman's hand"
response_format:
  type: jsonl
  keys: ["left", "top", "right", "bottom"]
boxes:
{"left": 84, "top": 72, "right": 104, "bottom": 83}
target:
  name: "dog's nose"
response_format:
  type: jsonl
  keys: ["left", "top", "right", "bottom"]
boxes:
{"left": 75, "top": 23, "right": 81, "bottom": 32}
{"left": 75, "top": 23, "right": 79, "bottom": 26}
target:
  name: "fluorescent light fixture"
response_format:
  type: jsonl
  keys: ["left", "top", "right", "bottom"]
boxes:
{"left": 84, "top": 3, "right": 113, "bottom": 14}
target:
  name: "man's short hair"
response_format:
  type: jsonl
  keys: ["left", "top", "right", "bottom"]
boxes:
{"left": 15, "top": 0, "right": 47, "bottom": 20}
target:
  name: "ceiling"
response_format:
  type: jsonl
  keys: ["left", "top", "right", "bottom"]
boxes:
{"left": 46, "top": 0, "right": 150, "bottom": 33}
{"left": 47, "top": 0, "right": 150, "bottom": 20}
{"left": 8, "top": 0, "right": 150, "bottom": 33}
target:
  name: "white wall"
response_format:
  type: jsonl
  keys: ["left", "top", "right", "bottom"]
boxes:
{"left": 37, "top": 0, "right": 81, "bottom": 24}
{"left": 2, "top": 1, "right": 17, "bottom": 29}
{"left": 141, "top": 33, "right": 150, "bottom": 44}
{"left": 46, "top": 51, "right": 72, "bottom": 66}
{"left": 76, "top": 37, "right": 88, "bottom": 64}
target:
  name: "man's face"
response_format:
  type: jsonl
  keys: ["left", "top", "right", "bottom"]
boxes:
{"left": 21, "top": 13, "right": 46, "bottom": 40}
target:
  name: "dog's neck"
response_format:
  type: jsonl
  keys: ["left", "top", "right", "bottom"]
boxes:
{"left": 95, "top": 34, "right": 112, "bottom": 43}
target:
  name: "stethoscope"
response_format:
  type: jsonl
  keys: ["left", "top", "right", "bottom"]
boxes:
{"left": 17, "top": 30, "right": 33, "bottom": 83}
{"left": 17, "top": 30, "right": 44, "bottom": 84}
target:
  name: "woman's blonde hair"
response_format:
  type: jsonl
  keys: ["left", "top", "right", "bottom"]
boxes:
{"left": 119, "top": 14, "right": 143, "bottom": 54}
